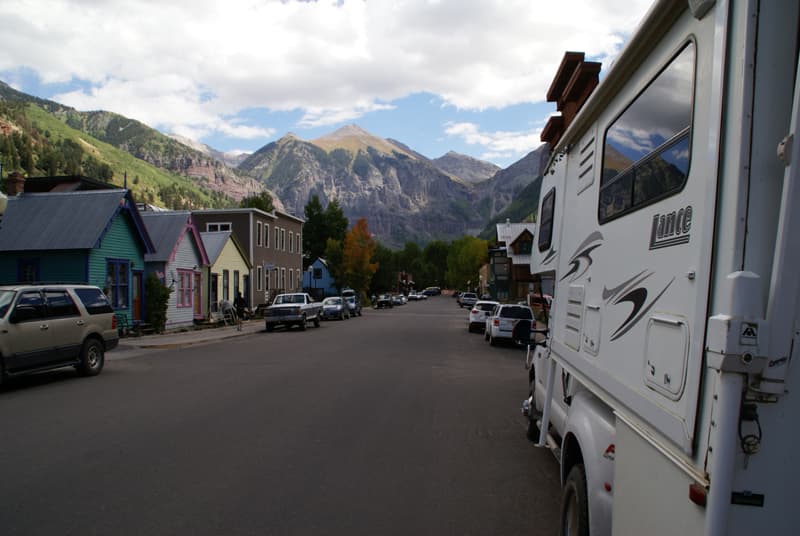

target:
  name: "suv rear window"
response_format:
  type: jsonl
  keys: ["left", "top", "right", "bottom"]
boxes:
{"left": 499, "top": 306, "right": 533, "bottom": 319}
{"left": 477, "top": 303, "right": 496, "bottom": 312}
{"left": 74, "top": 288, "right": 114, "bottom": 314}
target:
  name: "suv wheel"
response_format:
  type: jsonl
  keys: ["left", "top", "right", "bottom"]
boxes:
{"left": 77, "top": 338, "right": 104, "bottom": 376}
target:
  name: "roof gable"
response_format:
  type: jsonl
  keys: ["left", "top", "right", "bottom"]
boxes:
{"left": 142, "top": 211, "right": 209, "bottom": 265}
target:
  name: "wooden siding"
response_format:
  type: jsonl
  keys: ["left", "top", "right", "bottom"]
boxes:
{"left": 88, "top": 211, "right": 147, "bottom": 325}
{"left": 208, "top": 235, "right": 251, "bottom": 311}
{"left": 0, "top": 251, "right": 87, "bottom": 284}
{"left": 163, "top": 229, "right": 204, "bottom": 328}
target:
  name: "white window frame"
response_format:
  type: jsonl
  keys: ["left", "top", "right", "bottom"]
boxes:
{"left": 265, "top": 224, "right": 270, "bottom": 249}
{"left": 207, "top": 222, "right": 232, "bottom": 232}
{"left": 281, "top": 267, "right": 286, "bottom": 289}
{"left": 296, "top": 233, "right": 301, "bottom": 255}
{"left": 281, "top": 229, "right": 286, "bottom": 251}
{"left": 289, "top": 269, "right": 294, "bottom": 290}
{"left": 256, "top": 265, "right": 263, "bottom": 291}
{"left": 289, "top": 231, "right": 294, "bottom": 253}
{"left": 256, "top": 222, "right": 263, "bottom": 247}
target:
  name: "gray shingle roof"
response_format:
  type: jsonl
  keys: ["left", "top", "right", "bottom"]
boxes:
{"left": 141, "top": 211, "right": 192, "bottom": 262}
{"left": 200, "top": 231, "right": 230, "bottom": 265}
{"left": 0, "top": 190, "right": 130, "bottom": 251}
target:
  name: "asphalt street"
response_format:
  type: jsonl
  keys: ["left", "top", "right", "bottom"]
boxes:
{"left": 0, "top": 296, "right": 561, "bottom": 535}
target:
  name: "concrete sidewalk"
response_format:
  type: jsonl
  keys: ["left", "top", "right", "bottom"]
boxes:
{"left": 116, "top": 319, "right": 264, "bottom": 351}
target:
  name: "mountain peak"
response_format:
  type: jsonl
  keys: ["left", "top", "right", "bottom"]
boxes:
{"left": 311, "top": 124, "right": 415, "bottom": 158}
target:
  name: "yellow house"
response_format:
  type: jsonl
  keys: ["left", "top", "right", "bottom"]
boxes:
{"left": 200, "top": 231, "right": 252, "bottom": 317}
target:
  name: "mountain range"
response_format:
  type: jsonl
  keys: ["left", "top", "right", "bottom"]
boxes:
{"left": 0, "top": 80, "right": 548, "bottom": 247}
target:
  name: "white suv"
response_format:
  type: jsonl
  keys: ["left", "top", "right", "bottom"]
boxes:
{"left": 0, "top": 284, "right": 119, "bottom": 384}
{"left": 484, "top": 303, "right": 534, "bottom": 346}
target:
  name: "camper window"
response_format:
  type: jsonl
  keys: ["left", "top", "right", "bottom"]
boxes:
{"left": 599, "top": 42, "right": 695, "bottom": 223}
{"left": 538, "top": 187, "right": 556, "bottom": 252}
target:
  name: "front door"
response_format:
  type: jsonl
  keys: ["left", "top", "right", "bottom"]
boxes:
{"left": 132, "top": 271, "right": 143, "bottom": 323}
{"left": 193, "top": 272, "right": 202, "bottom": 318}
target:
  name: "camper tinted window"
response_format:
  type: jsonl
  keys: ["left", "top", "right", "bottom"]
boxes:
{"left": 599, "top": 42, "right": 695, "bottom": 223}
{"left": 538, "top": 188, "right": 556, "bottom": 252}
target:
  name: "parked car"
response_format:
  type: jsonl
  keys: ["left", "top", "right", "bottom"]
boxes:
{"left": 391, "top": 294, "right": 406, "bottom": 306}
{"left": 484, "top": 303, "right": 534, "bottom": 346}
{"left": 468, "top": 300, "right": 500, "bottom": 332}
{"left": 422, "top": 287, "right": 440, "bottom": 296}
{"left": 264, "top": 292, "right": 322, "bottom": 331}
{"left": 0, "top": 284, "right": 118, "bottom": 384}
{"left": 321, "top": 296, "right": 350, "bottom": 320}
{"left": 344, "top": 296, "right": 362, "bottom": 317}
{"left": 459, "top": 292, "right": 478, "bottom": 308}
{"left": 375, "top": 294, "right": 393, "bottom": 309}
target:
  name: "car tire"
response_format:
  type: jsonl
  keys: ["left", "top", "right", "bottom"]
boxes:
{"left": 560, "top": 464, "right": 590, "bottom": 536}
{"left": 489, "top": 333, "right": 497, "bottom": 346}
{"left": 77, "top": 338, "right": 104, "bottom": 376}
{"left": 265, "top": 323, "right": 274, "bottom": 332}
{"left": 300, "top": 315, "right": 307, "bottom": 331}
{"left": 314, "top": 316, "right": 320, "bottom": 328}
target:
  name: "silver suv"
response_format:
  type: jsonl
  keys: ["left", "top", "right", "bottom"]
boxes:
{"left": 0, "top": 284, "right": 119, "bottom": 384}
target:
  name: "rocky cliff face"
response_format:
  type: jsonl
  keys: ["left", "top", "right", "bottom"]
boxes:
{"left": 240, "top": 125, "right": 546, "bottom": 247}
{"left": 432, "top": 151, "right": 500, "bottom": 184}
{"left": 239, "top": 126, "right": 482, "bottom": 247}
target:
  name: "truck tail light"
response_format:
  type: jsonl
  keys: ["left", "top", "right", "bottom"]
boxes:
{"left": 493, "top": 318, "right": 499, "bottom": 326}
{"left": 111, "top": 315, "right": 117, "bottom": 330}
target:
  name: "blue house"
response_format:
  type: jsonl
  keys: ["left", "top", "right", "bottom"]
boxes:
{"left": 0, "top": 189, "right": 155, "bottom": 325}
{"left": 302, "top": 257, "right": 337, "bottom": 300}
{"left": 141, "top": 211, "right": 210, "bottom": 329}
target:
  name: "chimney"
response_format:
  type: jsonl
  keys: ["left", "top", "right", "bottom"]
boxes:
{"left": 6, "top": 171, "right": 26, "bottom": 196}
{"left": 541, "top": 52, "right": 601, "bottom": 149}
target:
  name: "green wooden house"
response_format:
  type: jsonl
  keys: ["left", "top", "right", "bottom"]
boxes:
{"left": 0, "top": 190, "right": 155, "bottom": 325}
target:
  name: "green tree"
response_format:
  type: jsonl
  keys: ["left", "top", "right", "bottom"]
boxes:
{"left": 445, "top": 236, "right": 488, "bottom": 291}
{"left": 144, "top": 273, "right": 172, "bottom": 333}
{"left": 369, "top": 242, "right": 398, "bottom": 296}
{"left": 323, "top": 238, "right": 344, "bottom": 291}
{"left": 303, "top": 195, "right": 349, "bottom": 268}
{"left": 240, "top": 190, "right": 274, "bottom": 213}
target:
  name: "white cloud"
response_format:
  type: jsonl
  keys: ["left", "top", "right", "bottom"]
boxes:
{"left": 0, "top": 0, "right": 652, "bottom": 144}
{"left": 444, "top": 122, "right": 542, "bottom": 161}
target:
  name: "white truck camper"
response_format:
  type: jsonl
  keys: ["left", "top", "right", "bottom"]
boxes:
{"left": 524, "top": 0, "right": 800, "bottom": 534}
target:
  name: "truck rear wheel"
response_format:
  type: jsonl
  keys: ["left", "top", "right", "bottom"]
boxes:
{"left": 560, "top": 464, "right": 589, "bottom": 536}
{"left": 299, "top": 315, "right": 307, "bottom": 331}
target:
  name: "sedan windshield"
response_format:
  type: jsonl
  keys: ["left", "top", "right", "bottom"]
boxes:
{"left": 323, "top": 298, "right": 341, "bottom": 305}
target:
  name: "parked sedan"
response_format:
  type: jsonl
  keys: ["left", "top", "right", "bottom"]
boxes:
{"left": 459, "top": 292, "right": 478, "bottom": 308}
{"left": 374, "top": 294, "right": 393, "bottom": 309}
{"left": 485, "top": 303, "right": 534, "bottom": 346}
{"left": 468, "top": 300, "right": 500, "bottom": 332}
{"left": 345, "top": 296, "right": 362, "bottom": 317}
{"left": 321, "top": 296, "right": 350, "bottom": 320}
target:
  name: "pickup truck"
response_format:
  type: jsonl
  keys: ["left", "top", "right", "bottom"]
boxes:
{"left": 264, "top": 293, "right": 322, "bottom": 332}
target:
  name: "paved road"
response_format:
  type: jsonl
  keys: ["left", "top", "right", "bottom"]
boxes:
{"left": 0, "top": 296, "right": 561, "bottom": 535}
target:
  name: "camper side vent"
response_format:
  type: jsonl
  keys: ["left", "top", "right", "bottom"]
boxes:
{"left": 565, "top": 284, "right": 585, "bottom": 351}
{"left": 577, "top": 130, "right": 596, "bottom": 195}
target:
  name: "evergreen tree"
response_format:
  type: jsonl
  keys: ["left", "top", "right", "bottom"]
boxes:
{"left": 239, "top": 190, "right": 274, "bottom": 213}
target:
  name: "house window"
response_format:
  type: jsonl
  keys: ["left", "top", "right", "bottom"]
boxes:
{"left": 177, "top": 269, "right": 193, "bottom": 308}
{"left": 222, "top": 269, "right": 230, "bottom": 301}
{"left": 516, "top": 239, "right": 532, "bottom": 255}
{"left": 257, "top": 266, "right": 263, "bottom": 291}
{"left": 281, "top": 229, "right": 286, "bottom": 251}
{"left": 233, "top": 270, "right": 240, "bottom": 299}
{"left": 265, "top": 224, "right": 270, "bottom": 248}
{"left": 265, "top": 270, "right": 270, "bottom": 291}
{"left": 257, "top": 222, "right": 263, "bottom": 247}
{"left": 281, "top": 268, "right": 286, "bottom": 290}
{"left": 207, "top": 222, "right": 232, "bottom": 232}
{"left": 18, "top": 258, "right": 40, "bottom": 283}
{"left": 275, "top": 227, "right": 279, "bottom": 250}
{"left": 289, "top": 231, "right": 294, "bottom": 253}
{"left": 289, "top": 269, "right": 294, "bottom": 290}
{"left": 599, "top": 42, "right": 695, "bottom": 223}
{"left": 296, "top": 233, "right": 301, "bottom": 255}
{"left": 106, "top": 260, "right": 129, "bottom": 309}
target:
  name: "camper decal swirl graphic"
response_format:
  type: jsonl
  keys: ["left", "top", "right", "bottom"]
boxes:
{"left": 559, "top": 231, "right": 603, "bottom": 282}
{"left": 542, "top": 248, "right": 558, "bottom": 266}
{"left": 603, "top": 270, "right": 675, "bottom": 341}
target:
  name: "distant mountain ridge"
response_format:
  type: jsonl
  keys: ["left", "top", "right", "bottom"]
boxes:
{"left": 241, "top": 124, "right": 548, "bottom": 247}
{"left": 432, "top": 151, "right": 500, "bottom": 184}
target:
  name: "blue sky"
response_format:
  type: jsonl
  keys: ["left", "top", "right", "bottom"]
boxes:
{"left": 0, "top": 0, "right": 653, "bottom": 168}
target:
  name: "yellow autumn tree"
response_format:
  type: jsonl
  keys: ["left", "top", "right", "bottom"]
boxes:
{"left": 341, "top": 218, "right": 378, "bottom": 295}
